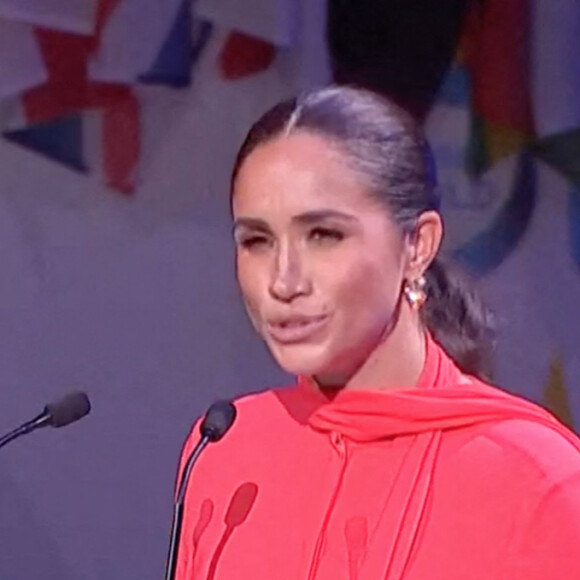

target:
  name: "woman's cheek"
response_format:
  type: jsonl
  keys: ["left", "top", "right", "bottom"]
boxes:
{"left": 237, "top": 264, "right": 264, "bottom": 332}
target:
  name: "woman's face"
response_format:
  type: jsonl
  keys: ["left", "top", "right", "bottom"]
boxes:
{"left": 232, "top": 132, "right": 409, "bottom": 383}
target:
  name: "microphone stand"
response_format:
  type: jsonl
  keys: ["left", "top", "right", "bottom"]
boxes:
{"left": 164, "top": 434, "right": 210, "bottom": 580}
{"left": 0, "top": 412, "right": 50, "bottom": 450}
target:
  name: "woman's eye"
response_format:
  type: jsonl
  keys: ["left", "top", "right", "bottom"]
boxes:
{"left": 309, "top": 227, "right": 345, "bottom": 243}
{"left": 239, "top": 236, "right": 269, "bottom": 249}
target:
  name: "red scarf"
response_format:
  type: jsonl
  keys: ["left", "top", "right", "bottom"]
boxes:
{"left": 292, "top": 335, "right": 579, "bottom": 580}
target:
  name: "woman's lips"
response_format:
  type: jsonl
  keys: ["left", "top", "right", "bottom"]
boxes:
{"left": 266, "top": 315, "right": 329, "bottom": 344}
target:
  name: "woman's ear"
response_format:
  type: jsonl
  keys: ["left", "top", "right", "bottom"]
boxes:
{"left": 404, "top": 211, "right": 443, "bottom": 280}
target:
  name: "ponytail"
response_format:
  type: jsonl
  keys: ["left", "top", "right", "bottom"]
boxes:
{"left": 421, "top": 258, "right": 495, "bottom": 381}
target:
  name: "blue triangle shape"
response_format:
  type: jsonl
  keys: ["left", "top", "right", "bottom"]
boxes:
{"left": 434, "top": 62, "right": 471, "bottom": 107}
{"left": 139, "top": 1, "right": 211, "bottom": 88}
{"left": 3, "top": 115, "right": 86, "bottom": 173}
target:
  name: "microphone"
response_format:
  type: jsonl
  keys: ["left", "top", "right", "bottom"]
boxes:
{"left": 0, "top": 391, "right": 91, "bottom": 450}
{"left": 164, "top": 400, "right": 237, "bottom": 580}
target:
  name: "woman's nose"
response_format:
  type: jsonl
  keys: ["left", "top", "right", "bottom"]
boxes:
{"left": 269, "top": 243, "right": 310, "bottom": 302}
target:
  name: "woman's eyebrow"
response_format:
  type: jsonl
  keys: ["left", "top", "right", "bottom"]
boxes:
{"left": 233, "top": 209, "right": 358, "bottom": 234}
{"left": 292, "top": 209, "right": 358, "bottom": 225}
{"left": 232, "top": 217, "right": 272, "bottom": 235}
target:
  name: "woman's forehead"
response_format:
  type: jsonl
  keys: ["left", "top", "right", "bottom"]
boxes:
{"left": 232, "top": 133, "right": 379, "bottom": 218}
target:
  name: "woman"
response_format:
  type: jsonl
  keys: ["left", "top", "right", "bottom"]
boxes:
{"left": 175, "top": 86, "right": 580, "bottom": 580}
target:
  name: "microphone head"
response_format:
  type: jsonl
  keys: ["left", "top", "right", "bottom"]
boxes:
{"left": 44, "top": 391, "right": 91, "bottom": 428}
{"left": 200, "top": 400, "right": 236, "bottom": 442}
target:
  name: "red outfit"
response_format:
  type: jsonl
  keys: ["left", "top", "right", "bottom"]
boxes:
{"left": 175, "top": 337, "right": 580, "bottom": 579}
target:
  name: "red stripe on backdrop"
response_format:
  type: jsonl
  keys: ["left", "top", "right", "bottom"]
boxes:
{"left": 92, "top": 0, "right": 124, "bottom": 52}
{"left": 102, "top": 91, "right": 140, "bottom": 195}
{"left": 22, "top": 29, "right": 92, "bottom": 123}
{"left": 461, "top": 0, "right": 534, "bottom": 135}
{"left": 94, "top": 0, "right": 141, "bottom": 194}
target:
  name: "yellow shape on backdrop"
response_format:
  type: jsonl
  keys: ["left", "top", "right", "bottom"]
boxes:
{"left": 542, "top": 352, "right": 575, "bottom": 430}
{"left": 483, "top": 123, "right": 531, "bottom": 167}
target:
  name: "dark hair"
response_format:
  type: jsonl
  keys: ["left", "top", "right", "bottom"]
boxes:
{"left": 231, "top": 85, "right": 494, "bottom": 381}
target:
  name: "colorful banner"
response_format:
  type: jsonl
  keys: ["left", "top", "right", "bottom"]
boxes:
{"left": 427, "top": 0, "right": 580, "bottom": 275}
{"left": 0, "top": 0, "right": 206, "bottom": 194}
{"left": 458, "top": 0, "right": 534, "bottom": 176}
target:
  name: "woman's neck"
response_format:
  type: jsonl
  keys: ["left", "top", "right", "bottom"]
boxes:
{"left": 315, "top": 305, "right": 427, "bottom": 392}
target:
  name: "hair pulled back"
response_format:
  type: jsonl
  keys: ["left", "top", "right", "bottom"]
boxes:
{"left": 231, "top": 86, "right": 494, "bottom": 380}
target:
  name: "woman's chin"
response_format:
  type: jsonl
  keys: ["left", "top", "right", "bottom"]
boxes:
{"left": 269, "top": 342, "right": 332, "bottom": 378}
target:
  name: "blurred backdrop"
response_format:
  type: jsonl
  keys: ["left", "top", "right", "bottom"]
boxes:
{"left": 0, "top": 1, "right": 578, "bottom": 579}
